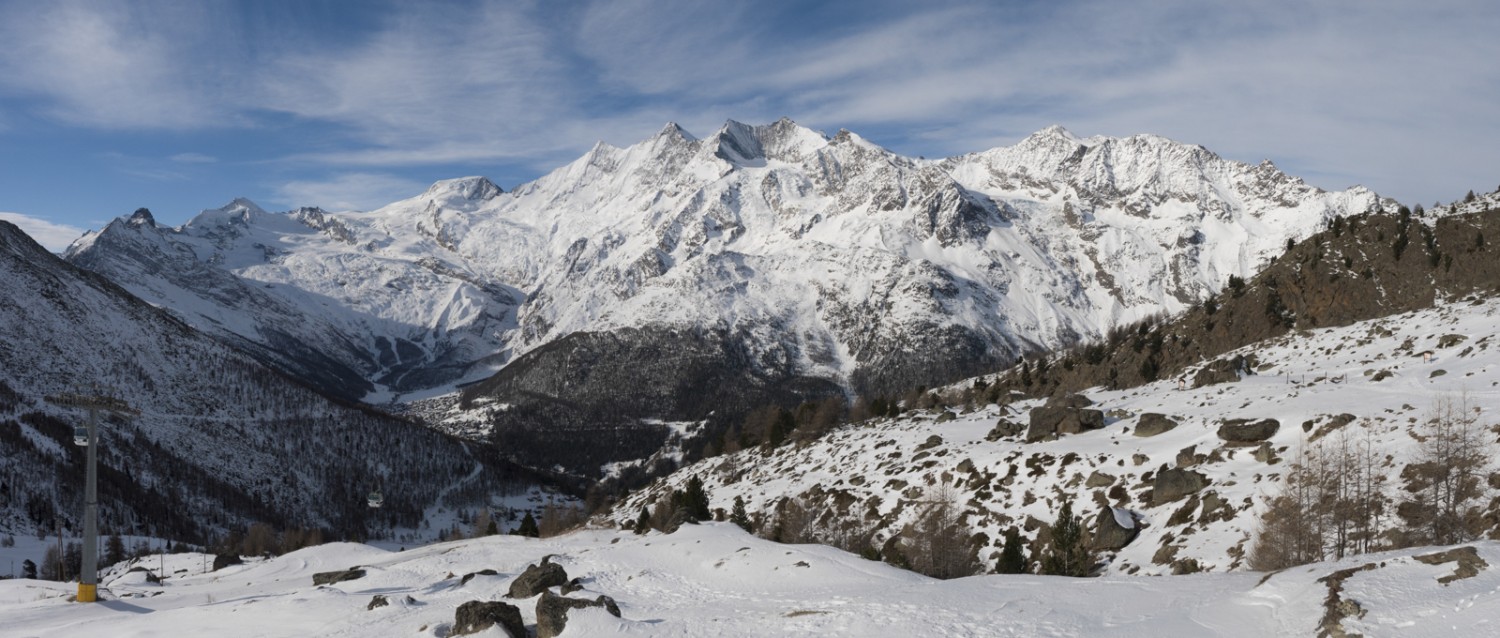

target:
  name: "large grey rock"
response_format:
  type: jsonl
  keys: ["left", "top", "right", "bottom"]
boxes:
{"left": 986, "top": 418, "right": 1024, "bottom": 441}
{"left": 212, "top": 554, "right": 242, "bottom": 571}
{"left": 1048, "top": 393, "right": 1094, "bottom": 409}
{"left": 1090, "top": 507, "right": 1139, "bottom": 550}
{"left": 536, "top": 591, "right": 622, "bottom": 638}
{"left": 1192, "top": 355, "right": 1252, "bottom": 388}
{"left": 508, "top": 559, "right": 569, "bottom": 598}
{"left": 1134, "top": 413, "right": 1178, "bottom": 437}
{"left": 312, "top": 568, "right": 366, "bottom": 586}
{"left": 1153, "top": 468, "right": 1208, "bottom": 505}
{"left": 1027, "top": 405, "right": 1105, "bottom": 442}
{"left": 453, "top": 600, "right": 525, "bottom": 637}
{"left": 1217, "top": 418, "right": 1279, "bottom": 444}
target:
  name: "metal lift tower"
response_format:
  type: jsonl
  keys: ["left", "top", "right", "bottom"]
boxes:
{"left": 45, "top": 389, "right": 137, "bottom": 603}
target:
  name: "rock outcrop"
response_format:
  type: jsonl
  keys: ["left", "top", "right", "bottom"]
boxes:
{"left": 536, "top": 591, "right": 622, "bottom": 638}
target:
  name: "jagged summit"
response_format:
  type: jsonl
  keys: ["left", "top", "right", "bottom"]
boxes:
{"left": 127, "top": 207, "right": 155, "bottom": 226}
{"left": 422, "top": 176, "right": 502, "bottom": 202}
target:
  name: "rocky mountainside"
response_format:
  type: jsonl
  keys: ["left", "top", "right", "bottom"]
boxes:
{"left": 986, "top": 198, "right": 1500, "bottom": 398}
{"left": 65, "top": 119, "right": 1389, "bottom": 476}
{"left": 0, "top": 221, "right": 521, "bottom": 542}
{"left": 612, "top": 290, "right": 1500, "bottom": 577}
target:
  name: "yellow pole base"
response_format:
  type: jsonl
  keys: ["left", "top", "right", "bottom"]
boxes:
{"left": 77, "top": 583, "right": 97, "bottom": 603}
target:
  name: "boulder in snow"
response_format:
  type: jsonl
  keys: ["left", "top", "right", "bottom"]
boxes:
{"left": 1134, "top": 413, "right": 1178, "bottom": 437}
{"left": 1152, "top": 468, "right": 1208, "bottom": 505}
{"left": 452, "top": 600, "right": 525, "bottom": 637}
{"left": 508, "top": 558, "right": 569, "bottom": 598}
{"left": 1091, "top": 507, "right": 1139, "bottom": 550}
{"left": 1217, "top": 418, "right": 1279, "bottom": 444}
{"left": 1026, "top": 405, "right": 1105, "bottom": 442}
{"left": 536, "top": 591, "right": 622, "bottom": 638}
{"left": 211, "top": 554, "right": 242, "bottom": 571}
{"left": 312, "top": 568, "right": 366, "bottom": 586}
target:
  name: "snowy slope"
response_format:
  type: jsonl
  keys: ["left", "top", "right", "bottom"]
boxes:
{"left": 2, "top": 523, "right": 1496, "bottom": 637}
{"left": 66, "top": 120, "right": 1389, "bottom": 407}
{"left": 0, "top": 220, "right": 518, "bottom": 542}
{"left": 615, "top": 293, "right": 1500, "bottom": 576}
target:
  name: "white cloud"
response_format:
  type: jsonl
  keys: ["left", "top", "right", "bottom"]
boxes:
{"left": 0, "top": 1, "right": 241, "bottom": 129}
{"left": 0, "top": 212, "right": 88, "bottom": 252}
{"left": 0, "top": 0, "right": 1494, "bottom": 207}
{"left": 170, "top": 152, "right": 217, "bottom": 164}
{"left": 273, "top": 173, "right": 428, "bottom": 212}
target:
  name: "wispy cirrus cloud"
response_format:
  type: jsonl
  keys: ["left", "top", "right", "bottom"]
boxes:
{"left": 170, "top": 152, "right": 217, "bottom": 164}
{"left": 273, "top": 172, "right": 428, "bottom": 212}
{"left": 0, "top": 0, "right": 1495, "bottom": 213}
{"left": 0, "top": 211, "right": 87, "bottom": 252}
{"left": 0, "top": 1, "right": 244, "bottom": 129}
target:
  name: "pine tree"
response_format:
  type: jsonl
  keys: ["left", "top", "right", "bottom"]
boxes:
{"left": 633, "top": 506, "right": 651, "bottom": 535}
{"left": 105, "top": 533, "right": 127, "bottom": 567}
{"left": 996, "top": 527, "right": 1029, "bottom": 574}
{"left": 21, "top": 559, "right": 37, "bottom": 580}
{"left": 730, "top": 496, "right": 752, "bottom": 532}
{"left": 1040, "top": 499, "right": 1093, "bottom": 577}
{"left": 680, "top": 477, "right": 711, "bottom": 523}
{"left": 513, "top": 512, "right": 539, "bottom": 538}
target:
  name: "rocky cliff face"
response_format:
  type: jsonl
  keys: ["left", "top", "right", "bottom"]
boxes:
{"left": 64, "top": 119, "right": 1388, "bottom": 475}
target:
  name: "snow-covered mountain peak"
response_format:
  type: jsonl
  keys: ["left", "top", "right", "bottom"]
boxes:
{"left": 65, "top": 118, "right": 1391, "bottom": 412}
{"left": 127, "top": 207, "right": 155, "bottom": 227}
{"left": 421, "top": 176, "right": 502, "bottom": 203}
{"left": 1032, "top": 124, "right": 1082, "bottom": 143}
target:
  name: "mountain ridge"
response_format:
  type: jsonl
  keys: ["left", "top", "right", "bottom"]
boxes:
{"left": 63, "top": 119, "right": 1391, "bottom": 475}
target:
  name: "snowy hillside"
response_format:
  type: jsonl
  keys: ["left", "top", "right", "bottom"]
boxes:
{"left": 2, "top": 523, "right": 1496, "bottom": 637}
{"left": 67, "top": 120, "right": 1388, "bottom": 411}
{"left": 615, "top": 293, "right": 1500, "bottom": 576}
{"left": 0, "top": 220, "right": 522, "bottom": 543}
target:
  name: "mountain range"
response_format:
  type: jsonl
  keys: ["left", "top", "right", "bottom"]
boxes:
{"left": 62, "top": 119, "right": 1389, "bottom": 477}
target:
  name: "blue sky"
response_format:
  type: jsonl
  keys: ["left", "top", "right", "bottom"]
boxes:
{"left": 1, "top": 0, "right": 1497, "bottom": 251}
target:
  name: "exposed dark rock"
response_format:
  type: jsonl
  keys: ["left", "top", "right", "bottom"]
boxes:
{"left": 1026, "top": 405, "right": 1105, "bottom": 442}
{"left": 986, "top": 419, "right": 1025, "bottom": 440}
{"left": 212, "top": 554, "right": 242, "bottom": 571}
{"left": 1309, "top": 413, "right": 1357, "bottom": 441}
{"left": 367, "top": 595, "right": 389, "bottom": 610}
{"left": 1253, "top": 442, "right": 1279, "bottom": 464}
{"left": 1193, "top": 355, "right": 1253, "bottom": 388}
{"left": 453, "top": 600, "right": 525, "bottom": 637}
{"left": 460, "top": 569, "right": 498, "bottom": 586}
{"left": 561, "top": 577, "right": 585, "bottom": 595}
{"left": 1153, "top": 468, "right": 1208, "bottom": 505}
{"left": 935, "top": 410, "right": 957, "bottom": 423}
{"left": 312, "top": 568, "right": 366, "bottom": 586}
{"left": 536, "top": 592, "right": 622, "bottom": 638}
{"left": 1175, "top": 445, "right": 1201, "bottom": 468}
{"left": 1085, "top": 471, "right": 1116, "bottom": 488}
{"left": 1217, "top": 418, "right": 1280, "bottom": 444}
{"left": 1414, "top": 546, "right": 1489, "bottom": 584}
{"left": 1437, "top": 333, "right": 1468, "bottom": 348}
{"left": 1134, "top": 413, "right": 1179, "bottom": 437}
{"left": 1048, "top": 393, "right": 1094, "bottom": 409}
{"left": 508, "top": 560, "right": 569, "bottom": 598}
{"left": 1090, "top": 507, "right": 1138, "bottom": 550}
{"left": 1317, "top": 562, "right": 1379, "bottom": 638}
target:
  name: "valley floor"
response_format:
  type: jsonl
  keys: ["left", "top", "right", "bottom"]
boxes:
{"left": 2, "top": 523, "right": 1497, "bottom": 637}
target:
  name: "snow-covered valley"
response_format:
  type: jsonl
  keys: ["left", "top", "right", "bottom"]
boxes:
{"left": 2, "top": 524, "right": 1496, "bottom": 637}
